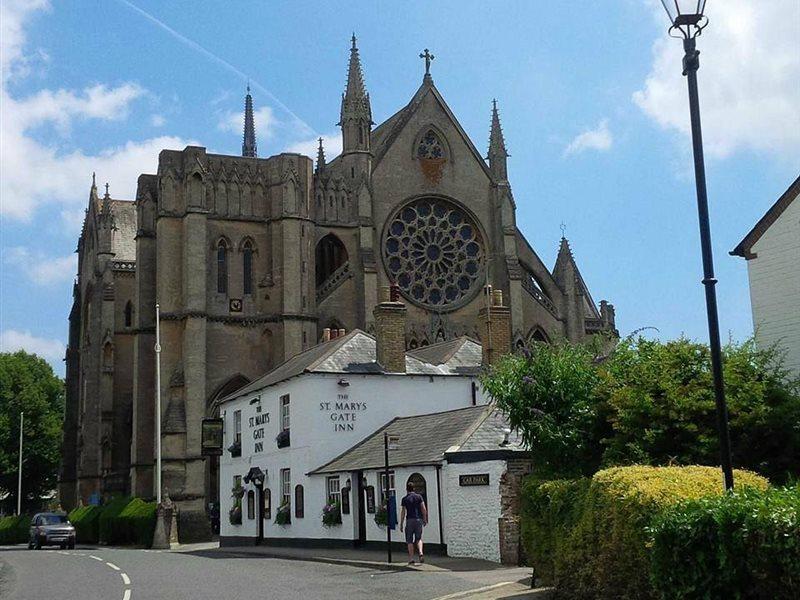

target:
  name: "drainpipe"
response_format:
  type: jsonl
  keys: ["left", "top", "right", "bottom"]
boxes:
{"left": 435, "top": 465, "right": 444, "bottom": 550}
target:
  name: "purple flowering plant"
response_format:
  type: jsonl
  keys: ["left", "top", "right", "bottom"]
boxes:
{"left": 322, "top": 499, "right": 342, "bottom": 527}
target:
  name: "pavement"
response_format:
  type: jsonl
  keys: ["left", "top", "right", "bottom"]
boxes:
{"left": 0, "top": 542, "right": 552, "bottom": 600}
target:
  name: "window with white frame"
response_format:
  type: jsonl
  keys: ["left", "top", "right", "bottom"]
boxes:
{"left": 326, "top": 476, "right": 341, "bottom": 505}
{"left": 233, "top": 410, "right": 242, "bottom": 446}
{"left": 280, "top": 468, "right": 291, "bottom": 506}
{"left": 280, "top": 395, "right": 290, "bottom": 431}
{"left": 379, "top": 471, "right": 395, "bottom": 505}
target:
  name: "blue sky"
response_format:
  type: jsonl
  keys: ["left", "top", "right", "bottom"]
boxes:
{"left": 1, "top": 0, "right": 798, "bottom": 376}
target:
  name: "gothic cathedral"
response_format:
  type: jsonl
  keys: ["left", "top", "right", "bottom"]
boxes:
{"left": 60, "top": 38, "right": 617, "bottom": 533}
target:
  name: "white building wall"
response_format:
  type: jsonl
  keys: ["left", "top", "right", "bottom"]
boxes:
{"left": 220, "top": 372, "right": 487, "bottom": 542}
{"left": 747, "top": 195, "right": 800, "bottom": 377}
{"left": 442, "top": 460, "right": 507, "bottom": 563}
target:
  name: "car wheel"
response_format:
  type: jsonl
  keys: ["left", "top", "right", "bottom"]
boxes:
{"left": 34, "top": 538, "right": 42, "bottom": 550}
{"left": 27, "top": 541, "right": 34, "bottom": 550}
{"left": 68, "top": 540, "right": 76, "bottom": 550}
{"left": 60, "top": 542, "right": 67, "bottom": 549}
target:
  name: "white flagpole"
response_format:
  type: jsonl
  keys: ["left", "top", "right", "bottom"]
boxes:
{"left": 155, "top": 303, "right": 162, "bottom": 505}
{"left": 17, "top": 412, "right": 23, "bottom": 515}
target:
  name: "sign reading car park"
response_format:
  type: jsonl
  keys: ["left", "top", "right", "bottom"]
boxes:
{"left": 459, "top": 473, "right": 490, "bottom": 486}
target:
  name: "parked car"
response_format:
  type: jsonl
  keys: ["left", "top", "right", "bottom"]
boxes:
{"left": 28, "top": 513, "right": 76, "bottom": 549}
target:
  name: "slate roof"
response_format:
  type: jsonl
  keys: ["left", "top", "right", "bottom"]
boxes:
{"left": 731, "top": 174, "right": 800, "bottom": 259}
{"left": 220, "top": 330, "right": 483, "bottom": 404}
{"left": 111, "top": 200, "right": 137, "bottom": 261}
{"left": 309, "top": 404, "right": 526, "bottom": 475}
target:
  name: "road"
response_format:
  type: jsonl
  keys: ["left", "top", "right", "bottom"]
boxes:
{"left": 0, "top": 545, "right": 531, "bottom": 600}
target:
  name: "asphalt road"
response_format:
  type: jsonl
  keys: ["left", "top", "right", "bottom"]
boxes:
{"left": 0, "top": 545, "right": 529, "bottom": 600}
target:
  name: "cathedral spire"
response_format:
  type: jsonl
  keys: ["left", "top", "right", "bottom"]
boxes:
{"left": 242, "top": 83, "right": 257, "bottom": 158}
{"left": 488, "top": 99, "right": 509, "bottom": 181}
{"left": 316, "top": 137, "right": 326, "bottom": 173}
{"left": 339, "top": 34, "right": 372, "bottom": 154}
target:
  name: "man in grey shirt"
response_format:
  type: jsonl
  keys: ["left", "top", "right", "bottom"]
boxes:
{"left": 399, "top": 482, "right": 428, "bottom": 565}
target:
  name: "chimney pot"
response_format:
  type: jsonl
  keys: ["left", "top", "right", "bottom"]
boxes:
{"left": 492, "top": 289, "right": 504, "bottom": 307}
{"left": 322, "top": 328, "right": 331, "bottom": 342}
{"left": 338, "top": 328, "right": 346, "bottom": 338}
{"left": 389, "top": 283, "right": 401, "bottom": 302}
{"left": 379, "top": 285, "right": 391, "bottom": 303}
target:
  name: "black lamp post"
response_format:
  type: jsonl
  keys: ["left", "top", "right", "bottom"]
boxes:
{"left": 660, "top": 0, "right": 734, "bottom": 490}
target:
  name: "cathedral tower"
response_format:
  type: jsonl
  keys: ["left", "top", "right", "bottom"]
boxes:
{"left": 242, "top": 84, "right": 257, "bottom": 158}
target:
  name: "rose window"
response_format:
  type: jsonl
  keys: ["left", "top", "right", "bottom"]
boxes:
{"left": 417, "top": 130, "right": 444, "bottom": 159}
{"left": 383, "top": 198, "right": 484, "bottom": 309}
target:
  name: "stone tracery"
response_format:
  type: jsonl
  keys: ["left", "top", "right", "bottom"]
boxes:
{"left": 383, "top": 197, "right": 484, "bottom": 309}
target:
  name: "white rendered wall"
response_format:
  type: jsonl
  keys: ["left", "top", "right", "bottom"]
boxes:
{"left": 442, "top": 460, "right": 506, "bottom": 563}
{"left": 747, "top": 194, "right": 800, "bottom": 377}
{"left": 219, "top": 372, "right": 487, "bottom": 541}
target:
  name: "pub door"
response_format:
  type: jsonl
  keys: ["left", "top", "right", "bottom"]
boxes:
{"left": 355, "top": 470, "right": 366, "bottom": 546}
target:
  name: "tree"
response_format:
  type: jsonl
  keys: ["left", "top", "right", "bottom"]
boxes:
{"left": 599, "top": 337, "right": 800, "bottom": 483}
{"left": 481, "top": 340, "right": 607, "bottom": 478}
{"left": 0, "top": 351, "right": 64, "bottom": 512}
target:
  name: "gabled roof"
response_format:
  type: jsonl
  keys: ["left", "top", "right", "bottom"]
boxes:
{"left": 309, "top": 404, "right": 526, "bottom": 475}
{"left": 731, "top": 174, "right": 800, "bottom": 260}
{"left": 220, "top": 331, "right": 483, "bottom": 404}
{"left": 369, "top": 77, "right": 494, "bottom": 181}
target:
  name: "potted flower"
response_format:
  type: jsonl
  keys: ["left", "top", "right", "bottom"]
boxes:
{"left": 275, "top": 429, "right": 290, "bottom": 449}
{"left": 274, "top": 501, "right": 291, "bottom": 526}
{"left": 228, "top": 440, "right": 242, "bottom": 457}
{"left": 374, "top": 502, "right": 388, "bottom": 527}
{"left": 321, "top": 501, "right": 342, "bottom": 527}
{"left": 229, "top": 482, "right": 244, "bottom": 525}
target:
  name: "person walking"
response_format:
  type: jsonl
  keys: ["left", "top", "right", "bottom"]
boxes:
{"left": 399, "top": 481, "right": 428, "bottom": 565}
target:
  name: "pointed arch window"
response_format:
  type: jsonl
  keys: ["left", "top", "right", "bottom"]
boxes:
{"left": 124, "top": 301, "right": 133, "bottom": 328}
{"left": 417, "top": 129, "right": 445, "bottom": 159}
{"left": 216, "top": 240, "right": 229, "bottom": 294}
{"left": 242, "top": 240, "right": 254, "bottom": 295}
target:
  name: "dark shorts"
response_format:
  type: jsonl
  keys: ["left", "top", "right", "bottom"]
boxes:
{"left": 405, "top": 518, "right": 423, "bottom": 544}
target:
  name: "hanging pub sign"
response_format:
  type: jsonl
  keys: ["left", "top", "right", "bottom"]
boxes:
{"left": 459, "top": 473, "right": 490, "bottom": 486}
{"left": 365, "top": 486, "right": 376, "bottom": 514}
{"left": 201, "top": 418, "right": 224, "bottom": 456}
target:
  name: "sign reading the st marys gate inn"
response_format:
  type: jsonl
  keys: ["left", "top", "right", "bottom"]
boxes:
{"left": 319, "top": 393, "right": 367, "bottom": 433}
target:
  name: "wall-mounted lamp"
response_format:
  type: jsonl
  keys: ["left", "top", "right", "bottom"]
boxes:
{"left": 500, "top": 428, "right": 512, "bottom": 447}
{"left": 338, "top": 378, "right": 350, "bottom": 387}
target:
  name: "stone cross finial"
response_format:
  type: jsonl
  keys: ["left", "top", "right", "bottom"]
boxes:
{"left": 105, "top": 183, "right": 110, "bottom": 197}
{"left": 419, "top": 48, "right": 435, "bottom": 76}
{"left": 560, "top": 222, "right": 567, "bottom": 237}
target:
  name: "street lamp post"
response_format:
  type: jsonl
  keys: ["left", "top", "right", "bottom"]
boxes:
{"left": 17, "top": 412, "right": 24, "bottom": 515}
{"left": 155, "top": 302, "right": 163, "bottom": 504}
{"left": 660, "top": 0, "right": 734, "bottom": 490}
{"left": 383, "top": 432, "right": 399, "bottom": 563}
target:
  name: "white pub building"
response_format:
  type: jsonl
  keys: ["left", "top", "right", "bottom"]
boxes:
{"left": 218, "top": 288, "right": 531, "bottom": 564}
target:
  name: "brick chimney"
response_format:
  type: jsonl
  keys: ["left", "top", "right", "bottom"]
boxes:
{"left": 373, "top": 284, "right": 407, "bottom": 373}
{"left": 478, "top": 286, "right": 512, "bottom": 366}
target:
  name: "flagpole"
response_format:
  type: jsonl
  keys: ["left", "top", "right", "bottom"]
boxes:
{"left": 17, "top": 412, "right": 24, "bottom": 515}
{"left": 155, "top": 303, "right": 162, "bottom": 505}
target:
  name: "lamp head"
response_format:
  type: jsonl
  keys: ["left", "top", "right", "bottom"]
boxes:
{"left": 660, "top": 0, "right": 708, "bottom": 39}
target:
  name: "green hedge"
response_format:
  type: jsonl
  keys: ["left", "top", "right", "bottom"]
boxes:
{"left": 67, "top": 505, "right": 102, "bottom": 544}
{"left": 521, "top": 465, "right": 768, "bottom": 599}
{"left": 116, "top": 498, "right": 157, "bottom": 547}
{"left": 98, "top": 496, "right": 133, "bottom": 545}
{"left": 650, "top": 484, "right": 800, "bottom": 599}
{"left": 0, "top": 515, "right": 29, "bottom": 544}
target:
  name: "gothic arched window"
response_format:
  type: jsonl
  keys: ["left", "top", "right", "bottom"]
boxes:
{"left": 216, "top": 240, "right": 228, "bottom": 294}
{"left": 416, "top": 129, "right": 445, "bottom": 159}
{"left": 242, "top": 240, "right": 254, "bottom": 295}
{"left": 315, "top": 234, "right": 348, "bottom": 287}
{"left": 124, "top": 301, "right": 133, "bottom": 328}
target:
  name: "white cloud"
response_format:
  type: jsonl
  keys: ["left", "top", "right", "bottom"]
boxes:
{"left": 218, "top": 105, "right": 274, "bottom": 140}
{"left": 0, "top": 1, "right": 193, "bottom": 223}
{"left": 563, "top": 119, "right": 613, "bottom": 157}
{"left": 633, "top": 0, "right": 800, "bottom": 159}
{"left": 150, "top": 113, "right": 166, "bottom": 127}
{"left": 285, "top": 131, "right": 342, "bottom": 162}
{"left": 0, "top": 329, "right": 65, "bottom": 366}
{"left": 3, "top": 246, "right": 76, "bottom": 285}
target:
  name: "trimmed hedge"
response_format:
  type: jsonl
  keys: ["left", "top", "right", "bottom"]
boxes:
{"left": 522, "top": 465, "right": 768, "bottom": 599}
{"left": 67, "top": 505, "right": 102, "bottom": 544}
{"left": 650, "top": 484, "right": 800, "bottom": 599}
{"left": 98, "top": 496, "right": 133, "bottom": 545}
{"left": 0, "top": 515, "right": 29, "bottom": 544}
{"left": 116, "top": 498, "right": 157, "bottom": 547}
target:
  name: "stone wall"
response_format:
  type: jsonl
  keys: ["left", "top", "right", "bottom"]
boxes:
{"left": 498, "top": 459, "right": 533, "bottom": 565}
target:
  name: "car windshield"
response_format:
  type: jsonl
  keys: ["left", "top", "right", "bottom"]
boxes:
{"left": 40, "top": 515, "right": 68, "bottom": 525}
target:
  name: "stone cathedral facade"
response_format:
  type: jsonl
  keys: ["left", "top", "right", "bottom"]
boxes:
{"left": 60, "top": 39, "right": 617, "bottom": 532}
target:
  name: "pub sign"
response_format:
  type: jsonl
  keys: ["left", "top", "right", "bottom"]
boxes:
{"left": 201, "top": 417, "right": 224, "bottom": 456}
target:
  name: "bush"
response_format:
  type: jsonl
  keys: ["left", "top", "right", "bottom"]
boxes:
{"left": 68, "top": 505, "right": 102, "bottom": 543}
{"left": 650, "top": 484, "right": 800, "bottom": 599}
{"left": 521, "top": 465, "right": 768, "bottom": 599}
{"left": 116, "top": 498, "right": 157, "bottom": 547}
{"left": 0, "top": 514, "right": 29, "bottom": 544}
{"left": 98, "top": 496, "right": 132, "bottom": 544}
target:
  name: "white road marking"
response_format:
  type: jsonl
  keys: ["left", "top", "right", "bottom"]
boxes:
{"left": 121, "top": 572, "right": 131, "bottom": 585}
{"left": 89, "top": 555, "right": 104, "bottom": 561}
{"left": 106, "top": 561, "right": 121, "bottom": 571}
{"left": 430, "top": 581, "right": 515, "bottom": 600}
{"left": 123, "top": 590, "right": 132, "bottom": 600}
